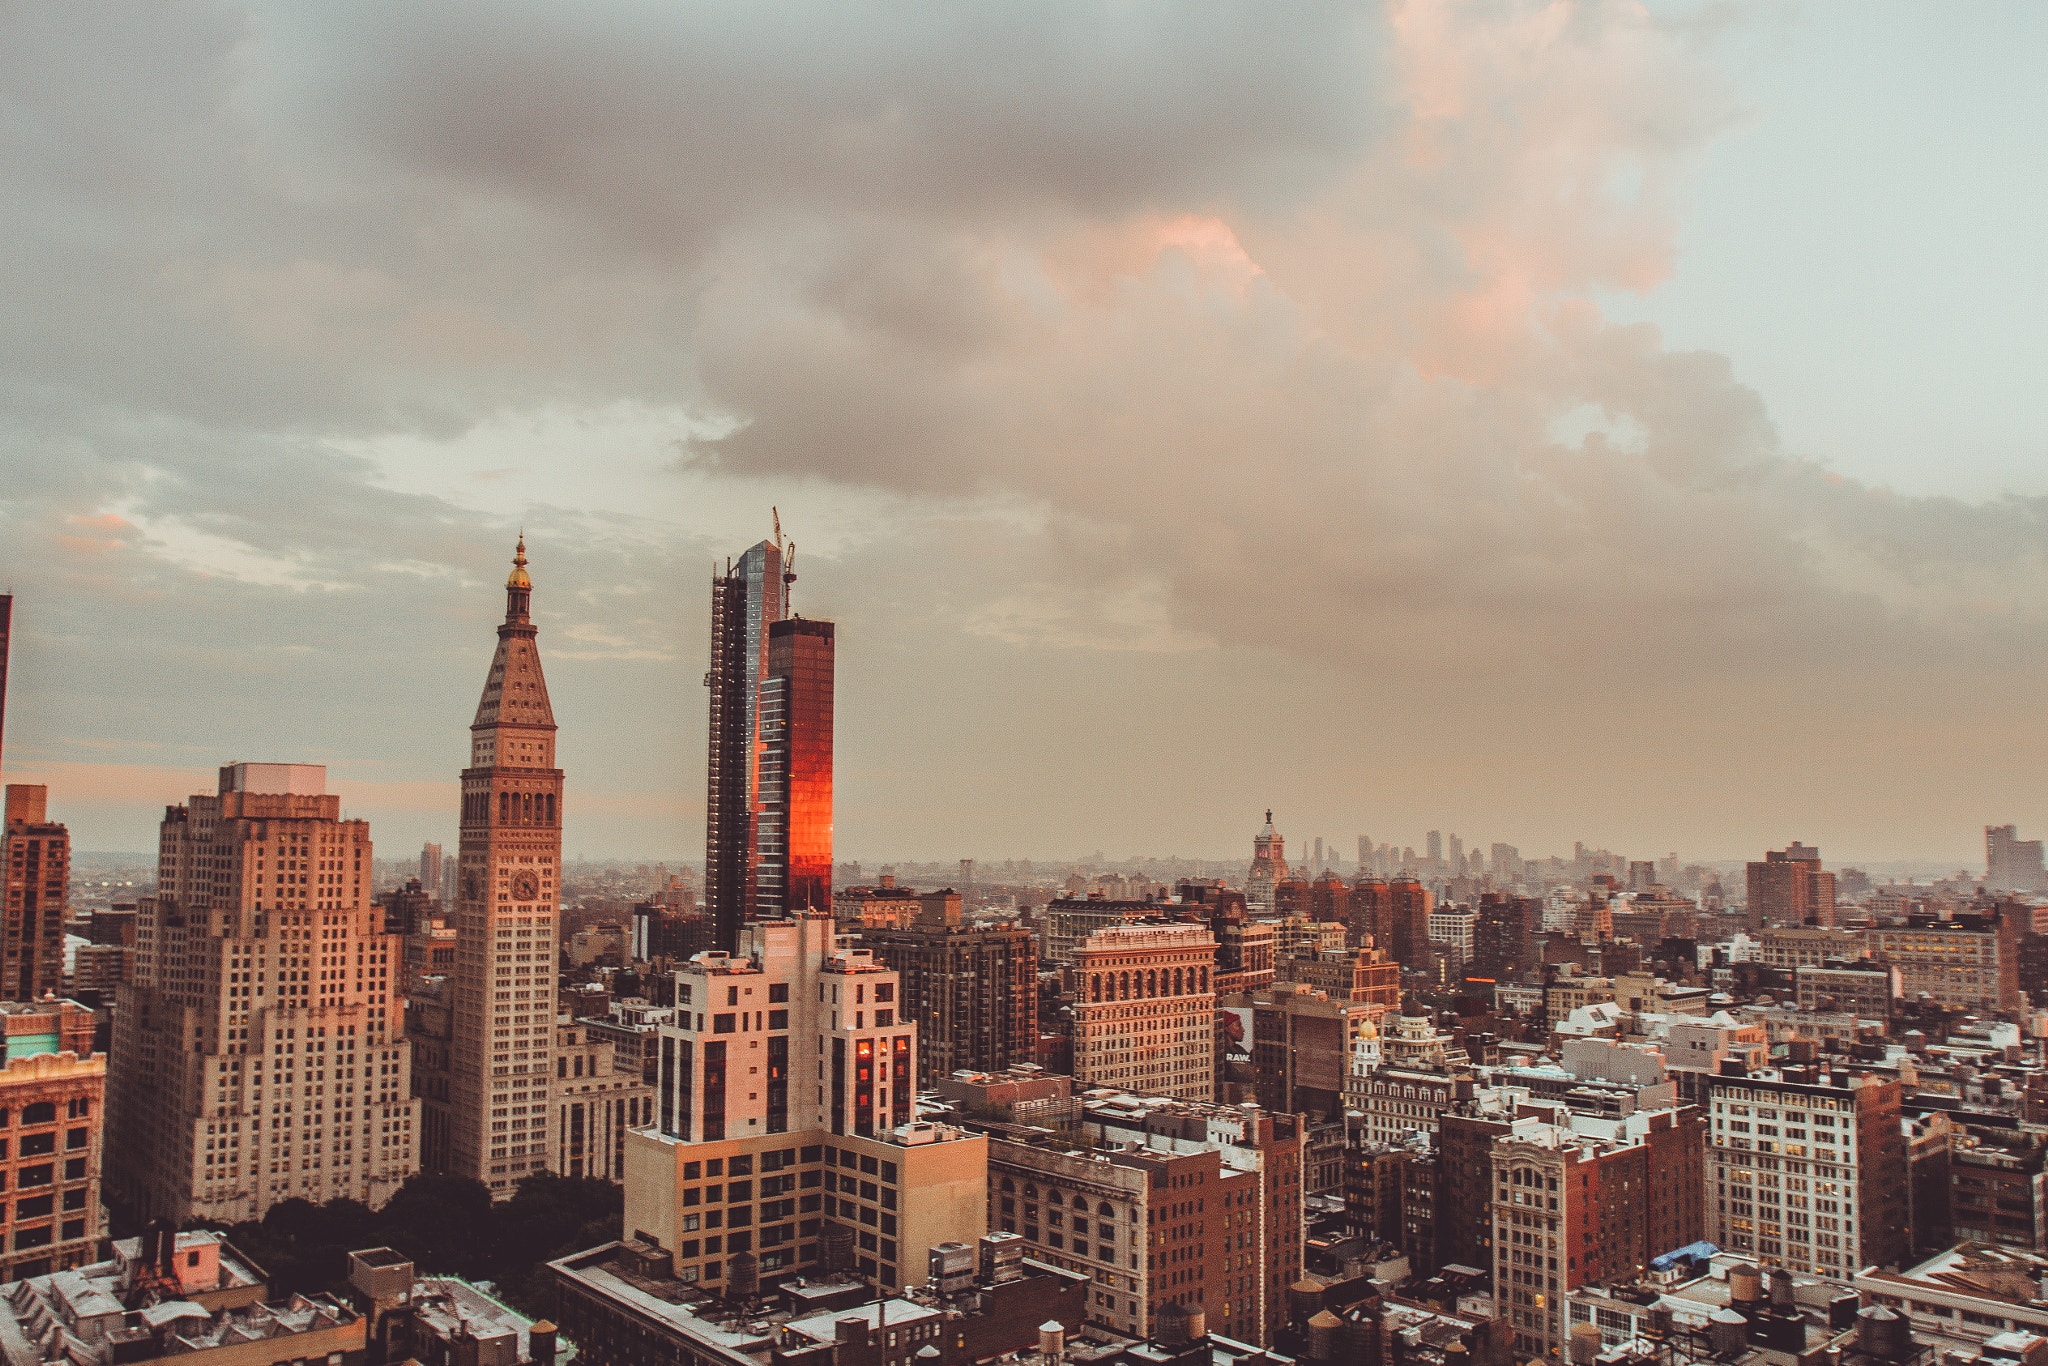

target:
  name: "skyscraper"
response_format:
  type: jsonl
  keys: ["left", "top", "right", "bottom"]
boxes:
{"left": 629, "top": 913, "right": 989, "bottom": 1294}
{"left": 419, "top": 536, "right": 563, "bottom": 1195}
{"left": 105, "top": 763, "right": 416, "bottom": 1224}
{"left": 1987, "top": 824, "right": 2047, "bottom": 892}
{"left": 2, "top": 786, "right": 67, "bottom": 1000}
{"left": 860, "top": 892, "right": 1037, "bottom": 1087}
{"left": 0, "top": 594, "right": 11, "bottom": 773}
{"left": 1746, "top": 842, "right": 1834, "bottom": 927}
{"left": 1070, "top": 922, "right": 1217, "bottom": 1102}
{"left": 705, "top": 538, "right": 785, "bottom": 950}
{"left": 418, "top": 843, "right": 444, "bottom": 907}
{"left": 1426, "top": 830, "right": 1443, "bottom": 867}
{"left": 752, "top": 617, "right": 834, "bottom": 916}
{"left": 1706, "top": 1065, "right": 1907, "bottom": 1283}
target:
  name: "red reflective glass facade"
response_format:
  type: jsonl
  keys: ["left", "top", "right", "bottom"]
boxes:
{"left": 756, "top": 617, "right": 834, "bottom": 916}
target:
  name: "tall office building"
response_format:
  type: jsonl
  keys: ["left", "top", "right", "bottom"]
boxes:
{"left": 859, "top": 892, "right": 1037, "bottom": 1088}
{"left": 997, "top": 1098, "right": 1304, "bottom": 1347}
{"left": 1706, "top": 1064, "right": 1907, "bottom": 1283}
{"left": 752, "top": 617, "right": 834, "bottom": 917}
{"left": 1492, "top": 1104, "right": 1706, "bottom": 1361}
{"left": 2, "top": 787, "right": 67, "bottom": 1000}
{"left": 1349, "top": 877, "right": 1433, "bottom": 971}
{"left": 1746, "top": 842, "right": 1835, "bottom": 927}
{"left": 705, "top": 538, "right": 785, "bottom": 951}
{"left": 627, "top": 913, "right": 988, "bottom": 1294}
{"left": 1070, "top": 922, "right": 1216, "bottom": 1102}
{"left": 1469, "top": 894, "right": 1534, "bottom": 983}
{"left": 419, "top": 843, "right": 444, "bottom": 901}
{"left": 105, "top": 763, "right": 416, "bottom": 1224}
{"left": 1426, "top": 830, "right": 1443, "bottom": 866}
{"left": 1867, "top": 911, "right": 2021, "bottom": 1012}
{"left": 0, "top": 594, "right": 11, "bottom": 771}
{"left": 419, "top": 537, "right": 563, "bottom": 1195}
{"left": 1987, "top": 824, "right": 2047, "bottom": 893}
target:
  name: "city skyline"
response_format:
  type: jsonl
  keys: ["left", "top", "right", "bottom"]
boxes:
{"left": 16, "top": 9, "right": 2048, "bottom": 1363}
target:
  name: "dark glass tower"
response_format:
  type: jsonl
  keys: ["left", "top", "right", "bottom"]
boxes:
{"left": 704, "top": 540, "right": 782, "bottom": 950}
{"left": 0, "top": 594, "right": 11, "bottom": 774}
{"left": 754, "top": 617, "right": 834, "bottom": 916}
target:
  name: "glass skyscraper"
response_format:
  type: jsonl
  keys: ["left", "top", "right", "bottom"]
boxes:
{"left": 705, "top": 537, "right": 834, "bottom": 946}
{"left": 705, "top": 540, "right": 781, "bottom": 951}
{"left": 754, "top": 617, "right": 834, "bottom": 916}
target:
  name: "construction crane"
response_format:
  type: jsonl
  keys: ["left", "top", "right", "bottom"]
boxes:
{"left": 771, "top": 507, "right": 797, "bottom": 615}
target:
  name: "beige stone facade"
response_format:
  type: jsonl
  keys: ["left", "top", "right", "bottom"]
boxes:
{"left": 623, "top": 912, "right": 988, "bottom": 1297}
{"left": 418, "top": 538, "right": 564, "bottom": 1197}
{"left": 107, "top": 766, "right": 416, "bottom": 1225}
{"left": 552, "top": 1015, "right": 652, "bottom": 1182}
{"left": 1070, "top": 922, "right": 1217, "bottom": 1102}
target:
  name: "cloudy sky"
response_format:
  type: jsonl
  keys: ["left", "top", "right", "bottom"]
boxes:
{"left": 3, "top": 2, "right": 2044, "bottom": 868}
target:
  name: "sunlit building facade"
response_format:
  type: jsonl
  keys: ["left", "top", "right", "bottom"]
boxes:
{"left": 754, "top": 617, "right": 834, "bottom": 916}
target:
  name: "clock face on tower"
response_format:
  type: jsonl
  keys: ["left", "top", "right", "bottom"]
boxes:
{"left": 512, "top": 869, "right": 540, "bottom": 902}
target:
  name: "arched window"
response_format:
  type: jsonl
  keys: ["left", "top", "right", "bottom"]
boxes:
{"left": 1001, "top": 1178, "right": 1015, "bottom": 1192}
{"left": 1099, "top": 1202, "right": 1116, "bottom": 1216}
{"left": 498, "top": 792, "right": 510, "bottom": 825}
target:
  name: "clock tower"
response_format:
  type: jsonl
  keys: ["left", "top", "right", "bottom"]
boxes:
{"left": 423, "top": 536, "right": 564, "bottom": 1195}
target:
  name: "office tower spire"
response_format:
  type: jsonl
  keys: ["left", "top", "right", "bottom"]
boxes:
{"left": 418, "top": 536, "right": 563, "bottom": 1195}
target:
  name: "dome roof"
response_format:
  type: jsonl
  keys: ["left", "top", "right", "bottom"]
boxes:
{"left": 506, "top": 534, "right": 531, "bottom": 589}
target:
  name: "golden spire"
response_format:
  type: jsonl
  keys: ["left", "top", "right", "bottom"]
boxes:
{"left": 507, "top": 531, "right": 531, "bottom": 589}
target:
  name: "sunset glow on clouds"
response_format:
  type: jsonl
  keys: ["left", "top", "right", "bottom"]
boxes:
{"left": 1, "top": 1, "right": 2044, "bottom": 862}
